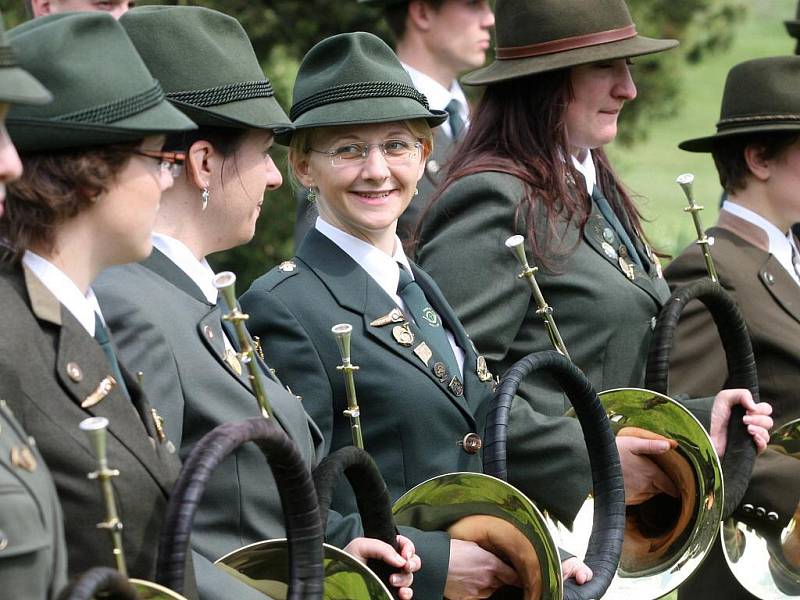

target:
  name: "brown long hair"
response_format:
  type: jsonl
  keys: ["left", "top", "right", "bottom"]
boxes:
{"left": 414, "top": 68, "right": 647, "bottom": 268}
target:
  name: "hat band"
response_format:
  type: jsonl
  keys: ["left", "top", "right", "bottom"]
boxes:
{"left": 717, "top": 113, "right": 800, "bottom": 130}
{"left": 496, "top": 24, "right": 637, "bottom": 60}
{"left": 54, "top": 81, "right": 165, "bottom": 125}
{"left": 0, "top": 47, "right": 17, "bottom": 68}
{"left": 167, "top": 80, "right": 274, "bottom": 109}
{"left": 290, "top": 81, "right": 429, "bottom": 121}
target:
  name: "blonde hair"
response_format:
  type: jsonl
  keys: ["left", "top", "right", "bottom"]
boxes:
{"left": 288, "top": 119, "right": 434, "bottom": 190}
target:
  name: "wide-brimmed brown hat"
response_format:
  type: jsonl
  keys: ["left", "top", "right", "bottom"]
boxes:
{"left": 463, "top": 0, "right": 677, "bottom": 86}
{"left": 680, "top": 56, "right": 800, "bottom": 153}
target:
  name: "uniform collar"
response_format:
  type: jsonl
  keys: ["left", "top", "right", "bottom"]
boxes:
{"left": 571, "top": 150, "right": 596, "bottom": 196}
{"left": 152, "top": 233, "right": 218, "bottom": 304}
{"left": 315, "top": 216, "right": 412, "bottom": 305}
{"left": 22, "top": 250, "right": 102, "bottom": 336}
{"left": 402, "top": 61, "right": 469, "bottom": 139}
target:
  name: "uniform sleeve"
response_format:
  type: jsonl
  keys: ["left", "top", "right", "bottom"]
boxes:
{"left": 96, "top": 283, "right": 186, "bottom": 445}
{"left": 735, "top": 448, "right": 800, "bottom": 532}
{"left": 193, "top": 550, "right": 277, "bottom": 600}
{"left": 418, "top": 175, "right": 592, "bottom": 525}
{"left": 242, "top": 282, "right": 452, "bottom": 597}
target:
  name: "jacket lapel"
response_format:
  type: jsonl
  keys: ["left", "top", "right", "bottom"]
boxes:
{"left": 141, "top": 247, "right": 208, "bottom": 304}
{"left": 758, "top": 254, "right": 800, "bottom": 326}
{"left": 23, "top": 268, "right": 174, "bottom": 493}
{"left": 581, "top": 203, "right": 667, "bottom": 305}
{"left": 297, "top": 230, "right": 475, "bottom": 422}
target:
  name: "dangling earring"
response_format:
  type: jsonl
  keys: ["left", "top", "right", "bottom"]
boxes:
{"left": 201, "top": 186, "right": 210, "bottom": 211}
{"left": 413, "top": 187, "right": 419, "bottom": 197}
{"left": 307, "top": 187, "right": 318, "bottom": 203}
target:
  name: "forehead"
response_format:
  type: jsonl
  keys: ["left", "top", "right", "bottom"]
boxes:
{"left": 57, "top": 0, "right": 131, "bottom": 9}
{"left": 313, "top": 122, "right": 414, "bottom": 145}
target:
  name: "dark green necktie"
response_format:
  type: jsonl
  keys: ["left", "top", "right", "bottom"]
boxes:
{"left": 445, "top": 98, "right": 465, "bottom": 140}
{"left": 591, "top": 185, "right": 644, "bottom": 268}
{"left": 94, "top": 313, "right": 129, "bottom": 398}
{"left": 397, "top": 266, "right": 460, "bottom": 378}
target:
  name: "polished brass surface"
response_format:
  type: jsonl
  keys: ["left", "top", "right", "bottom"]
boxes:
{"left": 216, "top": 539, "right": 392, "bottom": 599}
{"left": 331, "top": 323, "right": 364, "bottom": 449}
{"left": 723, "top": 418, "right": 800, "bottom": 598}
{"left": 558, "top": 388, "right": 723, "bottom": 598}
{"left": 214, "top": 271, "right": 273, "bottom": 419}
{"left": 504, "top": 235, "right": 570, "bottom": 359}
{"left": 130, "top": 579, "right": 191, "bottom": 599}
{"left": 676, "top": 173, "right": 718, "bottom": 283}
{"left": 393, "top": 472, "right": 563, "bottom": 599}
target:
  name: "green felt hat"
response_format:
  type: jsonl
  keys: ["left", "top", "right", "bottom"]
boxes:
{"left": 463, "top": 0, "right": 677, "bottom": 86}
{"left": 680, "top": 56, "right": 800, "bottom": 153}
{"left": 6, "top": 12, "right": 195, "bottom": 153}
{"left": 281, "top": 31, "right": 447, "bottom": 144}
{"left": 120, "top": 6, "right": 291, "bottom": 136}
{"left": 0, "top": 11, "right": 50, "bottom": 106}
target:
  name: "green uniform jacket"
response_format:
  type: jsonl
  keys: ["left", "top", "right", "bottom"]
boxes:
{"left": 0, "top": 263, "right": 197, "bottom": 598}
{"left": 666, "top": 212, "right": 800, "bottom": 599}
{"left": 0, "top": 398, "right": 67, "bottom": 599}
{"left": 95, "top": 249, "right": 364, "bottom": 600}
{"left": 241, "top": 228, "right": 504, "bottom": 598}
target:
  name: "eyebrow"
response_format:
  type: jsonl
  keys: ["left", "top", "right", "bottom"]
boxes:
{"left": 327, "top": 130, "right": 414, "bottom": 144}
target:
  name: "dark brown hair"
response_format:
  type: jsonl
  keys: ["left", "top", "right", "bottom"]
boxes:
{"left": 2, "top": 142, "right": 138, "bottom": 261}
{"left": 415, "top": 69, "right": 647, "bottom": 268}
{"left": 164, "top": 125, "right": 250, "bottom": 191}
{"left": 712, "top": 132, "right": 800, "bottom": 195}
{"left": 385, "top": 0, "right": 447, "bottom": 41}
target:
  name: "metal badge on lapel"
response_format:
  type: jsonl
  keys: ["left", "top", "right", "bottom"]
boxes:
{"left": 10, "top": 446, "right": 36, "bottom": 472}
{"left": 413, "top": 342, "right": 433, "bottom": 366}
{"left": 618, "top": 256, "right": 635, "bottom": 280}
{"left": 253, "top": 335, "right": 265, "bottom": 360}
{"left": 81, "top": 376, "right": 117, "bottom": 408}
{"left": 150, "top": 408, "right": 167, "bottom": 444}
{"left": 278, "top": 260, "right": 296, "bottom": 272}
{"left": 392, "top": 323, "right": 414, "bottom": 347}
{"left": 224, "top": 347, "right": 243, "bottom": 376}
{"left": 433, "top": 361, "right": 448, "bottom": 382}
{"left": 421, "top": 307, "right": 441, "bottom": 327}
{"left": 66, "top": 362, "right": 83, "bottom": 382}
{"left": 476, "top": 355, "right": 493, "bottom": 382}
{"left": 448, "top": 377, "right": 464, "bottom": 397}
{"left": 370, "top": 308, "right": 405, "bottom": 327}
{"left": 603, "top": 227, "right": 615, "bottom": 244}
{"left": 602, "top": 241, "right": 618, "bottom": 260}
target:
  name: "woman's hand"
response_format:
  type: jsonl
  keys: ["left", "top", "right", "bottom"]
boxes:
{"left": 562, "top": 556, "right": 593, "bottom": 584}
{"left": 616, "top": 435, "right": 679, "bottom": 505}
{"left": 710, "top": 389, "right": 773, "bottom": 456}
{"left": 444, "top": 539, "right": 520, "bottom": 599}
{"left": 344, "top": 534, "right": 421, "bottom": 600}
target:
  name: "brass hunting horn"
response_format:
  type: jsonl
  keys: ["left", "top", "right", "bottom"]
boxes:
{"left": 57, "top": 416, "right": 189, "bottom": 600}
{"left": 504, "top": 233, "right": 727, "bottom": 599}
{"left": 650, "top": 175, "right": 799, "bottom": 598}
{"left": 207, "top": 278, "right": 396, "bottom": 599}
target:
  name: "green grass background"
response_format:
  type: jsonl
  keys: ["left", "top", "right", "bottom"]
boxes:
{"left": 609, "top": 0, "right": 797, "bottom": 263}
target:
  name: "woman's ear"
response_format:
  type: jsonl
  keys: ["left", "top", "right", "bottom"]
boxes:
{"left": 291, "top": 152, "right": 315, "bottom": 188}
{"left": 186, "top": 139, "right": 215, "bottom": 190}
{"left": 744, "top": 143, "right": 772, "bottom": 182}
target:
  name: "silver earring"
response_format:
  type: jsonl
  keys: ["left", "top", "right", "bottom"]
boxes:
{"left": 413, "top": 187, "right": 419, "bottom": 197}
{"left": 307, "top": 187, "right": 318, "bottom": 203}
{"left": 201, "top": 186, "right": 210, "bottom": 211}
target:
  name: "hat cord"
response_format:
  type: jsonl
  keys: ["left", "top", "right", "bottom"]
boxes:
{"left": 54, "top": 81, "right": 164, "bottom": 125}
{"left": 167, "top": 80, "right": 275, "bottom": 109}
{"left": 290, "top": 80, "right": 429, "bottom": 121}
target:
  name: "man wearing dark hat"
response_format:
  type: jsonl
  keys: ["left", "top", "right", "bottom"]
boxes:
{"left": 294, "top": 0, "right": 494, "bottom": 245}
{"left": 0, "top": 11, "right": 68, "bottom": 600}
{"left": 667, "top": 55, "right": 800, "bottom": 599}
{"left": 26, "top": 0, "right": 133, "bottom": 19}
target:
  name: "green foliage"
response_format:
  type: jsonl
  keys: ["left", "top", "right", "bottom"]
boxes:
{"left": 0, "top": 0, "right": 749, "bottom": 288}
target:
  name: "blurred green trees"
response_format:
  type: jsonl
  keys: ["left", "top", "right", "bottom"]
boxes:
{"left": 0, "top": 0, "right": 745, "bottom": 288}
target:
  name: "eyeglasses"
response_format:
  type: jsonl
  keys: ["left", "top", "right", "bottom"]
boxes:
{"left": 133, "top": 149, "right": 185, "bottom": 178}
{"left": 309, "top": 139, "right": 423, "bottom": 167}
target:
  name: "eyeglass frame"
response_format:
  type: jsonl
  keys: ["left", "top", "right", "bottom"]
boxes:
{"left": 133, "top": 149, "right": 186, "bottom": 178}
{"left": 307, "top": 138, "right": 424, "bottom": 168}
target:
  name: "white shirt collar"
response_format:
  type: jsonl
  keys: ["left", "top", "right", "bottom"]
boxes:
{"left": 152, "top": 233, "right": 218, "bottom": 304}
{"left": 315, "top": 217, "right": 412, "bottom": 304}
{"left": 22, "top": 250, "right": 103, "bottom": 336}
{"left": 571, "top": 151, "right": 596, "bottom": 196}
{"left": 402, "top": 62, "right": 469, "bottom": 139}
{"left": 723, "top": 200, "right": 800, "bottom": 284}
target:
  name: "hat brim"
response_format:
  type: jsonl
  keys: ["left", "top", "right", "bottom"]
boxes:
{"left": 0, "top": 66, "right": 52, "bottom": 105}
{"left": 169, "top": 96, "right": 293, "bottom": 133}
{"left": 463, "top": 35, "right": 678, "bottom": 86}
{"left": 679, "top": 123, "right": 800, "bottom": 153}
{"left": 8, "top": 96, "right": 195, "bottom": 153}
{"left": 276, "top": 97, "right": 447, "bottom": 145}
{"left": 786, "top": 20, "right": 800, "bottom": 38}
